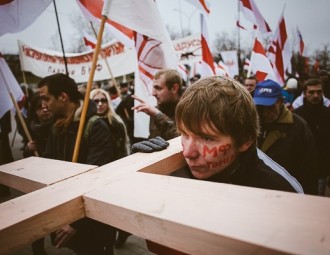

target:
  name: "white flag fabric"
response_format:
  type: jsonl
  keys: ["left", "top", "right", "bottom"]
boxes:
{"left": 243, "top": 58, "right": 250, "bottom": 71}
{"left": 215, "top": 61, "right": 230, "bottom": 77}
{"left": 239, "top": 0, "right": 271, "bottom": 34}
{"left": 250, "top": 36, "right": 276, "bottom": 82}
{"left": 267, "top": 14, "right": 292, "bottom": 86}
{"left": 0, "top": 53, "right": 24, "bottom": 118}
{"left": 77, "top": 0, "right": 135, "bottom": 47}
{"left": 101, "top": 0, "right": 178, "bottom": 138}
{"left": 183, "top": 0, "right": 210, "bottom": 16}
{"left": 200, "top": 13, "right": 215, "bottom": 77}
{"left": 220, "top": 50, "right": 239, "bottom": 78}
{"left": 0, "top": 0, "right": 52, "bottom": 36}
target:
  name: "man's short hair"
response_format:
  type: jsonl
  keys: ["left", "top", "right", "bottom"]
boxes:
{"left": 303, "top": 78, "right": 324, "bottom": 93}
{"left": 154, "top": 68, "right": 183, "bottom": 96}
{"left": 176, "top": 76, "right": 259, "bottom": 148}
{"left": 38, "top": 73, "right": 82, "bottom": 104}
{"left": 243, "top": 76, "right": 257, "bottom": 84}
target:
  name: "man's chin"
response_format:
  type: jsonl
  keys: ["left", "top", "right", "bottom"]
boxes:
{"left": 190, "top": 168, "right": 210, "bottom": 180}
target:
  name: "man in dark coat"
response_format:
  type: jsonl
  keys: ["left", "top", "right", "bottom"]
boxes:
{"left": 253, "top": 79, "right": 318, "bottom": 195}
{"left": 38, "top": 73, "right": 115, "bottom": 255}
{"left": 294, "top": 78, "right": 330, "bottom": 196}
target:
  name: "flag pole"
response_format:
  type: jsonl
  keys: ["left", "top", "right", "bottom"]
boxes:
{"left": 53, "top": 0, "right": 68, "bottom": 75}
{"left": 237, "top": 0, "right": 242, "bottom": 76}
{"left": 72, "top": 15, "right": 107, "bottom": 162}
{"left": 17, "top": 41, "right": 28, "bottom": 85}
{"left": 247, "top": 28, "right": 259, "bottom": 78}
{"left": 89, "top": 22, "right": 121, "bottom": 97}
{"left": 0, "top": 68, "right": 38, "bottom": 157}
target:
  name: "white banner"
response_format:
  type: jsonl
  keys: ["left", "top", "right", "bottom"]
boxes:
{"left": 19, "top": 40, "right": 137, "bottom": 83}
{"left": 220, "top": 50, "right": 239, "bottom": 78}
{"left": 173, "top": 34, "right": 201, "bottom": 65}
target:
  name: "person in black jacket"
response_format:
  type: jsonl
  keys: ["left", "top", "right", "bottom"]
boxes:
{"left": 172, "top": 76, "right": 302, "bottom": 193}
{"left": 146, "top": 76, "right": 303, "bottom": 255}
{"left": 38, "top": 73, "right": 115, "bottom": 255}
{"left": 253, "top": 79, "right": 317, "bottom": 195}
{"left": 294, "top": 78, "right": 330, "bottom": 196}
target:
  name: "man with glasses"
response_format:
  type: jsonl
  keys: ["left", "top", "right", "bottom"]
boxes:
{"left": 253, "top": 79, "right": 317, "bottom": 195}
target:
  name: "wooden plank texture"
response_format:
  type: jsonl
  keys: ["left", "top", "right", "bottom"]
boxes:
{"left": 0, "top": 137, "right": 184, "bottom": 254}
{"left": 0, "top": 157, "right": 97, "bottom": 193}
{"left": 84, "top": 172, "right": 330, "bottom": 255}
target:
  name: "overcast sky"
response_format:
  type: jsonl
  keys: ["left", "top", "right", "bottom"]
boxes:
{"left": 0, "top": 0, "right": 329, "bottom": 55}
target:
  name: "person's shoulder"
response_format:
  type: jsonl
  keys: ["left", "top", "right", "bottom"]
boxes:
{"left": 291, "top": 112, "right": 310, "bottom": 130}
{"left": 254, "top": 149, "right": 303, "bottom": 193}
{"left": 84, "top": 115, "right": 109, "bottom": 139}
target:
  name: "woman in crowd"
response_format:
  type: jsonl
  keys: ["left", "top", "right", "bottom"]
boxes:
{"left": 90, "top": 88, "right": 130, "bottom": 161}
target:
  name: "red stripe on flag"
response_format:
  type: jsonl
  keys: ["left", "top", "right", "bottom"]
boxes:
{"left": 199, "top": 0, "right": 210, "bottom": 14}
{"left": 201, "top": 35, "right": 215, "bottom": 74}
{"left": 241, "top": 0, "right": 252, "bottom": 10}
{"left": 279, "top": 18, "right": 287, "bottom": 48}
{"left": 83, "top": 37, "right": 96, "bottom": 49}
{"left": 275, "top": 40, "right": 285, "bottom": 83}
{"left": 253, "top": 38, "right": 266, "bottom": 55}
{"left": 255, "top": 71, "right": 267, "bottom": 82}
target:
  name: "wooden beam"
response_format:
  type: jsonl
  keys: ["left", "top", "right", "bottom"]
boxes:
{"left": 0, "top": 157, "right": 97, "bottom": 193}
{"left": 84, "top": 172, "right": 330, "bottom": 255}
{"left": 0, "top": 137, "right": 184, "bottom": 254}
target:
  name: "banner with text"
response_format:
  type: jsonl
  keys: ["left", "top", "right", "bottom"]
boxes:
{"left": 19, "top": 40, "right": 137, "bottom": 83}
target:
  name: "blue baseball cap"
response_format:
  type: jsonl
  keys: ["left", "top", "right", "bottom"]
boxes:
{"left": 253, "top": 80, "right": 282, "bottom": 106}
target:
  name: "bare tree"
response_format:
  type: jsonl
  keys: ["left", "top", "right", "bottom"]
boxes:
{"left": 50, "top": 11, "right": 113, "bottom": 53}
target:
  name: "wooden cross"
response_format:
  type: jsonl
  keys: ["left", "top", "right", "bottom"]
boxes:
{"left": 0, "top": 137, "right": 329, "bottom": 255}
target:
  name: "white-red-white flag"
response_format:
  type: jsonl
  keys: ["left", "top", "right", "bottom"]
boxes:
{"left": 77, "top": 0, "right": 177, "bottom": 138}
{"left": 297, "top": 26, "right": 305, "bottom": 56}
{"left": 239, "top": 0, "right": 271, "bottom": 34}
{"left": 183, "top": 0, "right": 210, "bottom": 16}
{"left": 250, "top": 36, "right": 276, "bottom": 82}
{"left": 83, "top": 32, "right": 96, "bottom": 49}
{"left": 267, "top": 14, "right": 292, "bottom": 85}
{"left": 77, "top": 0, "right": 135, "bottom": 47}
{"left": 0, "top": 0, "right": 52, "bottom": 36}
{"left": 200, "top": 13, "right": 215, "bottom": 76}
{"left": 0, "top": 53, "right": 24, "bottom": 118}
{"left": 220, "top": 50, "right": 239, "bottom": 78}
{"left": 101, "top": 0, "right": 177, "bottom": 138}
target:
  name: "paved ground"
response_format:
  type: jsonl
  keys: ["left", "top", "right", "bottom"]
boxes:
{"left": 2, "top": 114, "right": 152, "bottom": 255}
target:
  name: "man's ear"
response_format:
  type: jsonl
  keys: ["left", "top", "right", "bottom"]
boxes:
{"left": 238, "top": 140, "right": 254, "bottom": 152}
{"left": 171, "top": 83, "right": 179, "bottom": 94}
{"left": 59, "top": 92, "right": 68, "bottom": 102}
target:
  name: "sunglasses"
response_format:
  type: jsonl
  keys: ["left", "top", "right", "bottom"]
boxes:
{"left": 93, "top": 98, "right": 107, "bottom": 104}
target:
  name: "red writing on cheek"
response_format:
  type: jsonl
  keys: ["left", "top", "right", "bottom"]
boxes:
{"left": 203, "top": 144, "right": 231, "bottom": 158}
{"left": 206, "top": 154, "right": 235, "bottom": 168}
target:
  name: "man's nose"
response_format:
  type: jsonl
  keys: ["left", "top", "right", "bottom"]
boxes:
{"left": 182, "top": 138, "right": 199, "bottom": 159}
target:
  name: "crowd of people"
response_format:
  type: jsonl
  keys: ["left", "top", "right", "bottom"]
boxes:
{"left": 0, "top": 68, "right": 330, "bottom": 255}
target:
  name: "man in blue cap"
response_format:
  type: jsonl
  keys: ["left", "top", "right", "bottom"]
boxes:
{"left": 253, "top": 79, "right": 318, "bottom": 195}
